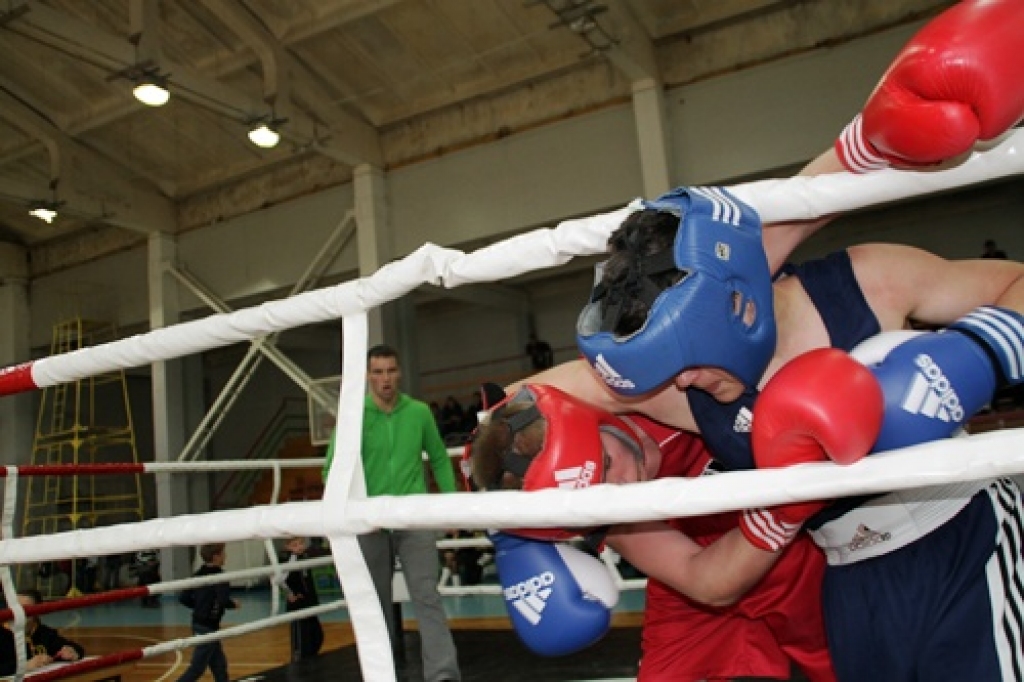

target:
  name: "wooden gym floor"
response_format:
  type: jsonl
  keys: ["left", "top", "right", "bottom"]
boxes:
{"left": 64, "top": 614, "right": 646, "bottom": 682}
{"left": 44, "top": 589, "right": 806, "bottom": 681}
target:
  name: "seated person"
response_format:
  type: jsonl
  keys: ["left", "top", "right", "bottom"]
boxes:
{"left": 1, "top": 589, "right": 85, "bottom": 675}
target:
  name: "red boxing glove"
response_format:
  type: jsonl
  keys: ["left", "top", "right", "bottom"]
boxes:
{"left": 753, "top": 348, "right": 884, "bottom": 468}
{"left": 837, "top": 0, "right": 1024, "bottom": 173}
{"left": 739, "top": 348, "right": 884, "bottom": 552}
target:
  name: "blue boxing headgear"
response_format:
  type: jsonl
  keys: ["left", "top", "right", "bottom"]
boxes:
{"left": 576, "top": 186, "right": 775, "bottom": 396}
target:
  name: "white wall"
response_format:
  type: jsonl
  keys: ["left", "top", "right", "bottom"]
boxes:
{"left": 670, "top": 26, "right": 918, "bottom": 183}
{"left": 30, "top": 248, "right": 149, "bottom": 348}
{"left": 177, "top": 185, "right": 358, "bottom": 305}
{"left": 389, "top": 107, "right": 644, "bottom": 255}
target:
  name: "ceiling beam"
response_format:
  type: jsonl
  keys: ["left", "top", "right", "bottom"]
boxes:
{"left": 194, "top": 0, "right": 383, "bottom": 168}
{"left": 129, "top": 0, "right": 163, "bottom": 64}
{"left": 3, "top": 0, "right": 382, "bottom": 168}
{"left": 0, "top": 88, "right": 175, "bottom": 234}
{"left": 197, "top": 0, "right": 291, "bottom": 107}
{"left": 278, "top": 0, "right": 403, "bottom": 44}
{"left": 536, "top": 1, "right": 659, "bottom": 84}
{"left": 601, "top": 3, "right": 660, "bottom": 83}
{"left": 0, "top": 0, "right": 401, "bottom": 168}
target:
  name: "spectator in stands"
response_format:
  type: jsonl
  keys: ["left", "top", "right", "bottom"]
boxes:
{"left": 74, "top": 557, "right": 98, "bottom": 594}
{"left": 308, "top": 537, "right": 329, "bottom": 557}
{"left": 982, "top": 238, "right": 1008, "bottom": 259}
{"left": 132, "top": 549, "right": 161, "bottom": 608}
{"left": 102, "top": 553, "right": 124, "bottom": 591}
{"left": 462, "top": 390, "right": 483, "bottom": 434}
{"left": 525, "top": 332, "right": 554, "bottom": 370}
{"left": 0, "top": 588, "right": 85, "bottom": 676}
{"left": 440, "top": 395, "right": 465, "bottom": 438}
{"left": 440, "top": 531, "right": 484, "bottom": 587}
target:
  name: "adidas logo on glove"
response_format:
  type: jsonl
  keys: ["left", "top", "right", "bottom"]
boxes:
{"left": 504, "top": 571, "right": 555, "bottom": 625}
{"left": 492, "top": 532, "right": 617, "bottom": 657}
{"left": 902, "top": 353, "right": 964, "bottom": 422}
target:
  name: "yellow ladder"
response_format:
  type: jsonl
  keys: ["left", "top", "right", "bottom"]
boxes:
{"left": 19, "top": 319, "right": 146, "bottom": 598}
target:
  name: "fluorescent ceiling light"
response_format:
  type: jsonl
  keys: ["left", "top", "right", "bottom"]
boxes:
{"left": 248, "top": 123, "right": 281, "bottom": 149}
{"left": 133, "top": 79, "right": 170, "bottom": 107}
{"left": 29, "top": 205, "right": 58, "bottom": 223}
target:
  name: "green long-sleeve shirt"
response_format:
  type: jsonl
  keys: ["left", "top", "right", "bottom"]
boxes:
{"left": 322, "top": 393, "right": 457, "bottom": 496}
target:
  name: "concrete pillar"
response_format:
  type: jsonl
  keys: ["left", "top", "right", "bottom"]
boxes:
{"left": 632, "top": 77, "right": 673, "bottom": 197}
{"left": 354, "top": 164, "right": 390, "bottom": 349}
{"left": 147, "top": 232, "right": 190, "bottom": 579}
{"left": 0, "top": 243, "right": 32, "bottom": 467}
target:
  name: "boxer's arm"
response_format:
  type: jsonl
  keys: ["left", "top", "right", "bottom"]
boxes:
{"left": 797, "top": 147, "right": 848, "bottom": 176}
{"left": 758, "top": 0, "right": 1024, "bottom": 264}
{"left": 504, "top": 359, "right": 700, "bottom": 431}
{"left": 752, "top": 348, "right": 883, "bottom": 467}
{"left": 790, "top": 0, "right": 1024, "bottom": 178}
{"left": 607, "top": 520, "right": 779, "bottom": 608}
{"left": 757, "top": 146, "right": 845, "bottom": 272}
{"left": 505, "top": 359, "right": 599, "bottom": 403}
{"left": 849, "top": 244, "right": 1024, "bottom": 329}
{"left": 762, "top": 218, "right": 833, "bottom": 276}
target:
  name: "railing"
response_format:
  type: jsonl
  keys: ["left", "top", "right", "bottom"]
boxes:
{"left": 211, "top": 397, "right": 314, "bottom": 509}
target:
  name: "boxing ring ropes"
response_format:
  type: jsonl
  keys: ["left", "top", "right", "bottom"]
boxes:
{"left": 2, "top": 129, "right": 1024, "bottom": 681}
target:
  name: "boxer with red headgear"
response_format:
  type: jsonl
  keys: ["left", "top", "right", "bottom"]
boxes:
{"left": 467, "top": 383, "right": 846, "bottom": 680}
{"left": 472, "top": 384, "right": 644, "bottom": 541}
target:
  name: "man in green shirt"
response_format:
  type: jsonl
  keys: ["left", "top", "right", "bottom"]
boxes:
{"left": 323, "top": 344, "right": 460, "bottom": 682}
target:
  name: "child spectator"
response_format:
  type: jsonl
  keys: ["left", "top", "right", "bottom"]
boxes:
{"left": 276, "top": 537, "right": 324, "bottom": 661}
{"left": 176, "top": 543, "right": 237, "bottom": 682}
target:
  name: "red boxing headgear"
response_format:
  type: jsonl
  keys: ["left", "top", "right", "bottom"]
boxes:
{"left": 484, "top": 384, "right": 643, "bottom": 542}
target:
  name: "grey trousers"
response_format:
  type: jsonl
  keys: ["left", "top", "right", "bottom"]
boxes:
{"left": 359, "top": 529, "right": 461, "bottom": 682}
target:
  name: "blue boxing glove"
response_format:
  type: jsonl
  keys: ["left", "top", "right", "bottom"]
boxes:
{"left": 490, "top": 531, "right": 618, "bottom": 656}
{"left": 852, "top": 306, "right": 1024, "bottom": 452}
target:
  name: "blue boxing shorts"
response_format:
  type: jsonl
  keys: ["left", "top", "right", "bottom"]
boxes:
{"left": 820, "top": 478, "right": 1024, "bottom": 682}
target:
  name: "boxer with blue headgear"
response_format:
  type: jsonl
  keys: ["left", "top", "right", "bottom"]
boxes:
{"left": 576, "top": 186, "right": 774, "bottom": 396}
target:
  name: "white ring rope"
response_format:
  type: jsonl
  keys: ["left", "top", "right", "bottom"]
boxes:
{"left": 730, "top": 128, "right": 1024, "bottom": 223}
{"left": 3, "top": 429, "right": 1024, "bottom": 562}
{"left": 147, "top": 555, "right": 336, "bottom": 596}
{"left": 2, "top": 130, "right": 1024, "bottom": 681}
{"left": 141, "top": 459, "right": 323, "bottom": 472}
{"left": 1, "top": 129, "right": 1021, "bottom": 395}
{"left": 142, "top": 600, "right": 347, "bottom": 659}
